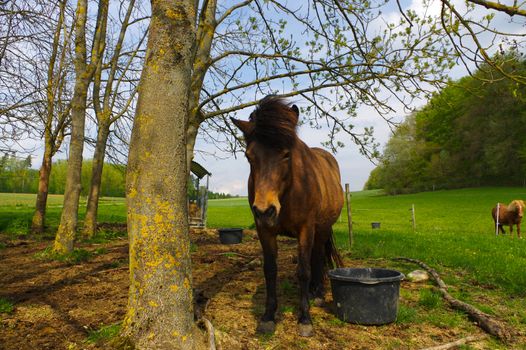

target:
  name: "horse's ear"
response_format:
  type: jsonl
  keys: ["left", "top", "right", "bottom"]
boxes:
{"left": 291, "top": 105, "right": 299, "bottom": 126}
{"left": 291, "top": 104, "right": 299, "bottom": 116}
{"left": 230, "top": 117, "right": 254, "bottom": 137}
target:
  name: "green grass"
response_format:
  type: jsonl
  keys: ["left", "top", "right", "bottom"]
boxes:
{"left": 2, "top": 187, "right": 526, "bottom": 296}
{"left": 207, "top": 198, "right": 253, "bottom": 228}
{"left": 418, "top": 288, "right": 443, "bottom": 309}
{"left": 83, "top": 229, "right": 127, "bottom": 244}
{"left": 86, "top": 323, "right": 121, "bottom": 344}
{"left": 396, "top": 304, "right": 418, "bottom": 324}
{"left": 335, "top": 187, "right": 526, "bottom": 295}
{"left": 0, "top": 193, "right": 126, "bottom": 236}
{"left": 34, "top": 246, "right": 93, "bottom": 264}
{"left": 0, "top": 297, "right": 14, "bottom": 314}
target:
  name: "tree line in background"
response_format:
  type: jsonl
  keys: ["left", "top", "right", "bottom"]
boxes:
{"left": 365, "top": 53, "right": 526, "bottom": 194}
{"left": 0, "top": 154, "right": 126, "bottom": 196}
{"left": 1, "top": 156, "right": 235, "bottom": 199}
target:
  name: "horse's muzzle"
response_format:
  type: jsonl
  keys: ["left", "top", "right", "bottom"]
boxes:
{"left": 253, "top": 205, "right": 278, "bottom": 227}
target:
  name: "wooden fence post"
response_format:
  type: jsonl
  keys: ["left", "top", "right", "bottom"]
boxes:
{"left": 345, "top": 183, "right": 353, "bottom": 248}
{"left": 411, "top": 204, "right": 416, "bottom": 232}
{"left": 495, "top": 203, "right": 500, "bottom": 236}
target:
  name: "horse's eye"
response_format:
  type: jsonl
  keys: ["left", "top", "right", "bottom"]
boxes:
{"left": 282, "top": 151, "right": 290, "bottom": 162}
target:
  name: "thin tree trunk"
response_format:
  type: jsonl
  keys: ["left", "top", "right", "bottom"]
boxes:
{"left": 53, "top": 76, "right": 89, "bottom": 253}
{"left": 186, "top": 120, "right": 200, "bottom": 170}
{"left": 186, "top": 0, "right": 217, "bottom": 171}
{"left": 32, "top": 0, "right": 68, "bottom": 235}
{"left": 122, "top": 1, "right": 205, "bottom": 348}
{"left": 31, "top": 145, "right": 53, "bottom": 234}
{"left": 82, "top": 123, "right": 110, "bottom": 238}
{"left": 53, "top": 0, "right": 107, "bottom": 254}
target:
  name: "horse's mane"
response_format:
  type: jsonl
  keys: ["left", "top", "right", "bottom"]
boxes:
{"left": 250, "top": 96, "right": 298, "bottom": 149}
{"left": 508, "top": 200, "right": 525, "bottom": 212}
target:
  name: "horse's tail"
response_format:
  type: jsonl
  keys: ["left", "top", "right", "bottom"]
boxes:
{"left": 325, "top": 228, "right": 344, "bottom": 269}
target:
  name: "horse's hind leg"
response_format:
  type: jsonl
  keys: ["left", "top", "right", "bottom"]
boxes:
{"left": 309, "top": 234, "right": 326, "bottom": 306}
{"left": 297, "top": 225, "right": 315, "bottom": 337}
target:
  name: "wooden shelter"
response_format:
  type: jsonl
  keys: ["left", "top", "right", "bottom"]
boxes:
{"left": 188, "top": 161, "right": 211, "bottom": 228}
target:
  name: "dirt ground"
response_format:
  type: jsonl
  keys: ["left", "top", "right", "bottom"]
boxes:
{"left": 0, "top": 228, "right": 519, "bottom": 350}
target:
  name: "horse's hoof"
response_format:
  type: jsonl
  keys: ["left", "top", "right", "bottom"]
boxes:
{"left": 257, "top": 320, "right": 276, "bottom": 334}
{"left": 313, "top": 297, "right": 324, "bottom": 307}
{"left": 298, "top": 323, "right": 313, "bottom": 337}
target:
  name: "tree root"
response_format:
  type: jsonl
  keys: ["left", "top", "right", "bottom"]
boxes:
{"left": 394, "top": 257, "right": 513, "bottom": 342}
{"left": 202, "top": 317, "right": 216, "bottom": 350}
{"left": 420, "top": 334, "right": 488, "bottom": 350}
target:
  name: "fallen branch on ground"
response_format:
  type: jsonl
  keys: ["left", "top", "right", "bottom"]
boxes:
{"left": 394, "top": 257, "right": 512, "bottom": 342}
{"left": 420, "top": 334, "right": 489, "bottom": 350}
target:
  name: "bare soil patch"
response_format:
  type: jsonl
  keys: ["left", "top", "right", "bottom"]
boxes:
{"left": 0, "top": 229, "right": 519, "bottom": 349}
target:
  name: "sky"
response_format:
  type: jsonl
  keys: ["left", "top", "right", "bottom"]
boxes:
{"left": 194, "top": 0, "right": 526, "bottom": 196}
{"left": 17, "top": 0, "right": 526, "bottom": 196}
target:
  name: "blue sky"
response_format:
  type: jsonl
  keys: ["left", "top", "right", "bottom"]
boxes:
{"left": 193, "top": 0, "right": 525, "bottom": 196}
{"left": 20, "top": 0, "right": 526, "bottom": 196}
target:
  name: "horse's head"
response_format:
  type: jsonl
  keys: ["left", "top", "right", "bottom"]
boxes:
{"left": 510, "top": 200, "right": 525, "bottom": 219}
{"left": 517, "top": 200, "right": 524, "bottom": 219}
{"left": 231, "top": 96, "right": 299, "bottom": 227}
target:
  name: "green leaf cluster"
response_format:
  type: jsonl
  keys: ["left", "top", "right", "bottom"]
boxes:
{"left": 49, "top": 160, "right": 126, "bottom": 197}
{"left": 0, "top": 153, "right": 38, "bottom": 193}
{"left": 365, "top": 53, "right": 526, "bottom": 193}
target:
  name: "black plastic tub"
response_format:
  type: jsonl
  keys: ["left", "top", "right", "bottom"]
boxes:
{"left": 371, "top": 222, "right": 381, "bottom": 229}
{"left": 328, "top": 267, "right": 404, "bottom": 325}
{"left": 218, "top": 228, "right": 243, "bottom": 244}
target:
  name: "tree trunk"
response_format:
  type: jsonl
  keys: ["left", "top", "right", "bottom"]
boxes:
{"left": 31, "top": 145, "right": 53, "bottom": 234}
{"left": 185, "top": 0, "right": 217, "bottom": 171}
{"left": 53, "top": 76, "right": 89, "bottom": 253}
{"left": 186, "top": 120, "right": 199, "bottom": 171}
{"left": 82, "top": 123, "right": 110, "bottom": 238}
{"left": 122, "top": 1, "right": 204, "bottom": 348}
{"left": 54, "top": 0, "right": 106, "bottom": 253}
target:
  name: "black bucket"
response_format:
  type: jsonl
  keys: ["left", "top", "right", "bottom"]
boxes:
{"left": 328, "top": 267, "right": 404, "bottom": 325}
{"left": 218, "top": 228, "right": 243, "bottom": 244}
{"left": 371, "top": 222, "right": 381, "bottom": 229}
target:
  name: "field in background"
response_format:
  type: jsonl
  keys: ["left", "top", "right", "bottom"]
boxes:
{"left": 2, "top": 187, "right": 526, "bottom": 295}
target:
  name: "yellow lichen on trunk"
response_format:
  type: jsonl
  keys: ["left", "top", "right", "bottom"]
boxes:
{"left": 123, "top": 1, "right": 205, "bottom": 348}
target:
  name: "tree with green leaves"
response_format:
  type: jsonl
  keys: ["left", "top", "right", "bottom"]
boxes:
{"left": 368, "top": 52, "right": 526, "bottom": 193}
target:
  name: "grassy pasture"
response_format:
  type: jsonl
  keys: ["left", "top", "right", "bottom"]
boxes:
{"left": 209, "top": 187, "right": 526, "bottom": 296}
{"left": 1, "top": 187, "right": 526, "bottom": 296}
{"left": 2, "top": 188, "right": 526, "bottom": 347}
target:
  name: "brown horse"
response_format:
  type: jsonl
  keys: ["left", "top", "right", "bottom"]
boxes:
{"left": 492, "top": 200, "right": 525, "bottom": 238}
{"left": 232, "top": 96, "right": 344, "bottom": 337}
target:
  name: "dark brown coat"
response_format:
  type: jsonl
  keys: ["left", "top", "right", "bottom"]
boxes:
{"left": 232, "top": 96, "right": 344, "bottom": 337}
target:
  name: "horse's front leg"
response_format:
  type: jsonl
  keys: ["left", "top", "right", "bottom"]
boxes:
{"left": 297, "top": 225, "right": 315, "bottom": 337}
{"left": 510, "top": 224, "right": 514, "bottom": 238}
{"left": 517, "top": 222, "right": 521, "bottom": 239}
{"left": 256, "top": 232, "right": 278, "bottom": 334}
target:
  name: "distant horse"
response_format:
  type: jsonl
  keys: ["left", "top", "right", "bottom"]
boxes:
{"left": 231, "top": 96, "right": 344, "bottom": 337}
{"left": 492, "top": 200, "right": 525, "bottom": 238}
